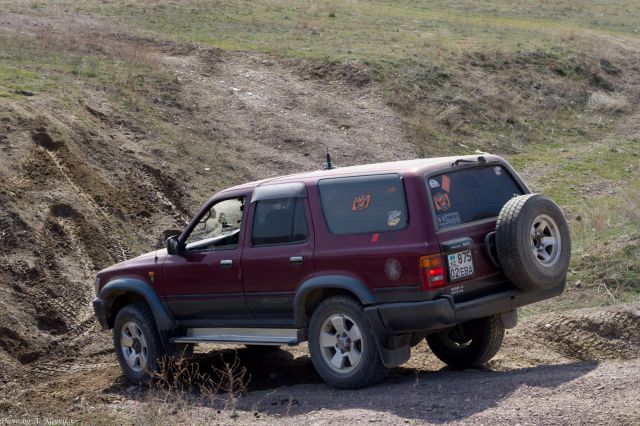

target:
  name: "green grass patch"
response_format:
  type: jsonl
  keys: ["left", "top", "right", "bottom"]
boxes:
{"left": 10, "top": 0, "right": 640, "bottom": 64}
{"left": 0, "top": 30, "right": 177, "bottom": 108}
{"left": 0, "top": 64, "right": 59, "bottom": 97}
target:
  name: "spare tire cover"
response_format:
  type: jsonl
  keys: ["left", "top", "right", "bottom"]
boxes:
{"left": 495, "top": 194, "right": 571, "bottom": 291}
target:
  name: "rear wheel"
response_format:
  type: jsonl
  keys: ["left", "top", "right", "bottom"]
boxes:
{"left": 113, "top": 303, "right": 165, "bottom": 385}
{"left": 308, "top": 296, "right": 387, "bottom": 389}
{"left": 426, "top": 315, "right": 504, "bottom": 369}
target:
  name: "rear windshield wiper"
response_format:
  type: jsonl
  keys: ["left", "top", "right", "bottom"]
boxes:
{"left": 451, "top": 156, "right": 487, "bottom": 167}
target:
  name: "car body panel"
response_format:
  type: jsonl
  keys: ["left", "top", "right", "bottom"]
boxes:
{"left": 242, "top": 194, "right": 316, "bottom": 320}
{"left": 307, "top": 173, "right": 437, "bottom": 296}
{"left": 162, "top": 189, "right": 252, "bottom": 321}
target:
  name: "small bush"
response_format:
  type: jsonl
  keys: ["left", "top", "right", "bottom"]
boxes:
{"left": 586, "top": 91, "right": 629, "bottom": 113}
{"left": 590, "top": 73, "right": 615, "bottom": 91}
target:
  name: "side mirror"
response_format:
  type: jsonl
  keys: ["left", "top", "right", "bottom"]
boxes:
{"left": 166, "top": 236, "right": 182, "bottom": 255}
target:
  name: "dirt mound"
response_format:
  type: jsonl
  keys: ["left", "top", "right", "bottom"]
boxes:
{"left": 295, "top": 60, "right": 373, "bottom": 87}
{"left": 31, "top": 130, "right": 62, "bottom": 151}
{"left": 526, "top": 305, "right": 640, "bottom": 361}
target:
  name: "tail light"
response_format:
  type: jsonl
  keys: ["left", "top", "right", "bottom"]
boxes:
{"left": 420, "top": 254, "right": 446, "bottom": 289}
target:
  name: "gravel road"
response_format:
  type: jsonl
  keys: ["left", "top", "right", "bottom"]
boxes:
{"left": 233, "top": 359, "right": 640, "bottom": 425}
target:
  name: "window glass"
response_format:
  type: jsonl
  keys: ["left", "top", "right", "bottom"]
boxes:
{"left": 427, "top": 166, "right": 524, "bottom": 229}
{"left": 252, "top": 198, "right": 309, "bottom": 246}
{"left": 185, "top": 197, "right": 245, "bottom": 251}
{"left": 318, "top": 174, "right": 409, "bottom": 235}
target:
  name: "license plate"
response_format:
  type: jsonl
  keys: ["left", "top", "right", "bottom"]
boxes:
{"left": 447, "top": 250, "right": 474, "bottom": 281}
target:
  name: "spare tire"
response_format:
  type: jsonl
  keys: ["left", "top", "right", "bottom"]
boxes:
{"left": 495, "top": 194, "right": 570, "bottom": 291}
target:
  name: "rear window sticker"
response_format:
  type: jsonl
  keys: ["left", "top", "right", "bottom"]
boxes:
{"left": 387, "top": 186, "right": 397, "bottom": 194}
{"left": 494, "top": 166, "right": 503, "bottom": 176}
{"left": 351, "top": 193, "right": 372, "bottom": 212}
{"left": 428, "top": 179, "right": 439, "bottom": 188}
{"left": 437, "top": 212, "right": 461, "bottom": 229}
{"left": 387, "top": 210, "right": 402, "bottom": 227}
{"left": 433, "top": 193, "right": 451, "bottom": 211}
{"left": 442, "top": 175, "right": 451, "bottom": 192}
{"left": 384, "top": 258, "right": 402, "bottom": 281}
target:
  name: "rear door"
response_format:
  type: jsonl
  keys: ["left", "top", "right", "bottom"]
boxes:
{"left": 312, "top": 173, "right": 424, "bottom": 296}
{"left": 241, "top": 182, "right": 314, "bottom": 322}
{"left": 426, "top": 164, "right": 525, "bottom": 297}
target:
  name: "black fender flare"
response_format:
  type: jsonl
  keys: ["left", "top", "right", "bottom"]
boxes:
{"left": 294, "top": 275, "right": 411, "bottom": 368}
{"left": 99, "top": 278, "right": 180, "bottom": 354}
{"left": 293, "top": 275, "right": 376, "bottom": 328}
{"left": 99, "top": 278, "right": 177, "bottom": 331}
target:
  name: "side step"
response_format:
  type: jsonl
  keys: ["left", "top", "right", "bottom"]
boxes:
{"left": 170, "top": 327, "right": 301, "bottom": 346}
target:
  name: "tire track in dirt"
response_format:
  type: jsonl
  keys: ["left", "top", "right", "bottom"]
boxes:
{"left": 38, "top": 143, "right": 133, "bottom": 263}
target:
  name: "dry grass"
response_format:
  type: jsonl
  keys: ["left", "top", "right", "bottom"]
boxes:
{"left": 124, "top": 352, "right": 250, "bottom": 424}
{"left": 586, "top": 91, "right": 630, "bottom": 113}
{"left": 31, "top": 24, "right": 164, "bottom": 69}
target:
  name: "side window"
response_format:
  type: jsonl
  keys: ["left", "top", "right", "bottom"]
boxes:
{"left": 318, "top": 174, "right": 409, "bottom": 235}
{"left": 251, "top": 198, "right": 309, "bottom": 246}
{"left": 184, "top": 197, "right": 245, "bottom": 251}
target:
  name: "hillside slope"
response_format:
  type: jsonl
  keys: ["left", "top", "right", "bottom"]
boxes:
{"left": 0, "top": 19, "right": 417, "bottom": 386}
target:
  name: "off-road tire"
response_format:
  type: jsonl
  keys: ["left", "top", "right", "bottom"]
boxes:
{"left": 308, "top": 296, "right": 387, "bottom": 389}
{"left": 113, "top": 303, "right": 165, "bottom": 385}
{"left": 426, "top": 315, "right": 504, "bottom": 369}
{"left": 495, "top": 194, "right": 571, "bottom": 291}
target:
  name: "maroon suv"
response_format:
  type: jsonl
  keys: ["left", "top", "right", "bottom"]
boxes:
{"left": 93, "top": 155, "right": 570, "bottom": 388}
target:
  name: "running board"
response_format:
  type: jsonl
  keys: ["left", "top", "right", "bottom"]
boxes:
{"left": 170, "top": 327, "right": 301, "bottom": 346}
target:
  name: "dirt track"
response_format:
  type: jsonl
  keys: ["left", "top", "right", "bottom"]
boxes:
{"left": 234, "top": 360, "right": 640, "bottom": 425}
{"left": 1, "top": 305, "right": 638, "bottom": 424}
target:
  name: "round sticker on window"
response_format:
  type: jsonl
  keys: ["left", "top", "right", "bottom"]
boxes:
{"left": 433, "top": 193, "right": 451, "bottom": 211}
{"left": 352, "top": 193, "right": 372, "bottom": 212}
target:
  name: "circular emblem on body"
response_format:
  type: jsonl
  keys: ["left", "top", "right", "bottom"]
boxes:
{"left": 384, "top": 258, "right": 402, "bottom": 281}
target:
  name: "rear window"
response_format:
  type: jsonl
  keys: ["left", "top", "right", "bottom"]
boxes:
{"left": 428, "top": 165, "right": 524, "bottom": 229}
{"left": 318, "top": 174, "right": 409, "bottom": 235}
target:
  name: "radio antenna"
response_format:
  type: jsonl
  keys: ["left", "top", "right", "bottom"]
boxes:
{"left": 326, "top": 147, "right": 333, "bottom": 170}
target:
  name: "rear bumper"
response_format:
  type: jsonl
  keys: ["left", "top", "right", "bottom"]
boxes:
{"left": 92, "top": 298, "right": 110, "bottom": 330}
{"left": 371, "top": 282, "right": 565, "bottom": 334}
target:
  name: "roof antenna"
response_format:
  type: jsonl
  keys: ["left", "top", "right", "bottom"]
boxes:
{"left": 326, "top": 147, "right": 334, "bottom": 170}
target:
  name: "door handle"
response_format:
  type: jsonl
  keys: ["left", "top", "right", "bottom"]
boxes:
{"left": 220, "top": 259, "right": 233, "bottom": 268}
{"left": 289, "top": 256, "right": 304, "bottom": 265}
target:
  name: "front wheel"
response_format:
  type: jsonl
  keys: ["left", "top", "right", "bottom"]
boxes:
{"left": 113, "top": 303, "right": 165, "bottom": 385}
{"left": 308, "top": 296, "right": 387, "bottom": 389}
{"left": 426, "top": 315, "right": 504, "bottom": 369}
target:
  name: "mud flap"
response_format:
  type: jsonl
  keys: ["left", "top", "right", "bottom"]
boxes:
{"left": 500, "top": 309, "right": 518, "bottom": 329}
{"left": 364, "top": 306, "right": 411, "bottom": 368}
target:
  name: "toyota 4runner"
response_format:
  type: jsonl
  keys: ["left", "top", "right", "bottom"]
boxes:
{"left": 93, "top": 155, "right": 571, "bottom": 389}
